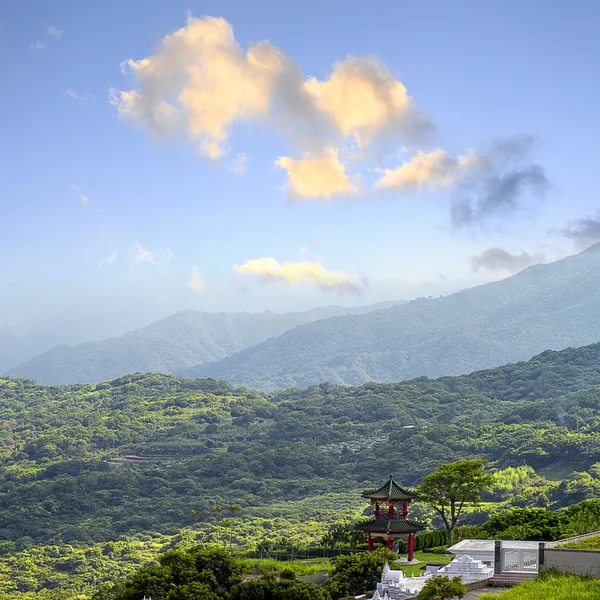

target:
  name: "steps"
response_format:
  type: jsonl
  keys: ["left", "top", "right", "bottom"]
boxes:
{"left": 489, "top": 572, "right": 537, "bottom": 587}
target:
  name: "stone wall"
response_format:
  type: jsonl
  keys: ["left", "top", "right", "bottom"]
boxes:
{"left": 543, "top": 549, "right": 600, "bottom": 578}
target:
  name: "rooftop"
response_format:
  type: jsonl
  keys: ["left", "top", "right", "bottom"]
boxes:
{"left": 355, "top": 519, "right": 425, "bottom": 533}
{"left": 448, "top": 539, "right": 540, "bottom": 553}
{"left": 362, "top": 474, "right": 416, "bottom": 501}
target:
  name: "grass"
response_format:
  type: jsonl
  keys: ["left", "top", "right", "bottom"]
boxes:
{"left": 396, "top": 551, "right": 454, "bottom": 577}
{"left": 557, "top": 535, "right": 600, "bottom": 550}
{"left": 238, "top": 557, "right": 331, "bottom": 576}
{"left": 479, "top": 571, "right": 600, "bottom": 599}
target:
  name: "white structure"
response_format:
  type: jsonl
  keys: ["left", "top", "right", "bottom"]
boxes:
{"left": 437, "top": 554, "right": 494, "bottom": 583}
{"left": 448, "top": 539, "right": 539, "bottom": 566}
{"left": 368, "top": 554, "right": 496, "bottom": 599}
{"left": 371, "top": 562, "right": 431, "bottom": 599}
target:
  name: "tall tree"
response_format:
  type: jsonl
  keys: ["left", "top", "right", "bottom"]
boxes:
{"left": 417, "top": 459, "right": 495, "bottom": 546}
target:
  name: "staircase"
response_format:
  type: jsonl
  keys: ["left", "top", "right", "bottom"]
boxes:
{"left": 489, "top": 572, "right": 537, "bottom": 587}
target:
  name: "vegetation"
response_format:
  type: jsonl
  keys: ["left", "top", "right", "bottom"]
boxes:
{"left": 7, "top": 304, "right": 400, "bottom": 385}
{"left": 473, "top": 500, "right": 600, "bottom": 540}
{"left": 327, "top": 548, "right": 396, "bottom": 598}
{"left": 479, "top": 570, "right": 600, "bottom": 600}
{"left": 417, "top": 459, "right": 495, "bottom": 545}
{"left": 4, "top": 339, "right": 600, "bottom": 547}
{"left": 187, "top": 245, "right": 600, "bottom": 389}
{"left": 416, "top": 575, "right": 467, "bottom": 600}
{"left": 558, "top": 536, "right": 600, "bottom": 550}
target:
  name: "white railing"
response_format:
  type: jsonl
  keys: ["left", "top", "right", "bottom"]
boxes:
{"left": 501, "top": 548, "right": 538, "bottom": 572}
{"left": 546, "top": 531, "right": 600, "bottom": 548}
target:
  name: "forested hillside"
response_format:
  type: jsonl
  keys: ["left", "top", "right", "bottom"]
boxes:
{"left": 2, "top": 341, "right": 600, "bottom": 548}
{"left": 186, "top": 244, "right": 600, "bottom": 389}
{"left": 5, "top": 302, "right": 400, "bottom": 385}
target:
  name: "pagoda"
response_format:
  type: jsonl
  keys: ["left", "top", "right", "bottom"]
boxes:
{"left": 355, "top": 474, "right": 424, "bottom": 561}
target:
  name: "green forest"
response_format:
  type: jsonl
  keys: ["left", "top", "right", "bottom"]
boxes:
{"left": 3, "top": 340, "right": 600, "bottom": 597}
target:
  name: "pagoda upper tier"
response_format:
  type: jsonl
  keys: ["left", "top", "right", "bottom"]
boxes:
{"left": 362, "top": 474, "right": 417, "bottom": 502}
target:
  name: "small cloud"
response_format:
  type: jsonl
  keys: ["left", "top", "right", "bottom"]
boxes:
{"left": 30, "top": 41, "right": 47, "bottom": 51}
{"left": 560, "top": 212, "right": 600, "bottom": 251}
{"left": 233, "top": 256, "right": 363, "bottom": 293}
{"left": 187, "top": 267, "right": 207, "bottom": 294}
{"left": 450, "top": 136, "right": 550, "bottom": 229}
{"left": 374, "top": 149, "right": 482, "bottom": 193}
{"left": 98, "top": 250, "right": 118, "bottom": 267}
{"left": 71, "top": 183, "right": 81, "bottom": 192}
{"left": 133, "top": 242, "right": 155, "bottom": 264}
{"left": 275, "top": 147, "right": 357, "bottom": 200}
{"left": 229, "top": 152, "right": 248, "bottom": 175}
{"left": 80, "top": 195, "right": 89, "bottom": 205}
{"left": 47, "top": 26, "right": 63, "bottom": 39}
{"left": 165, "top": 248, "right": 174, "bottom": 263}
{"left": 65, "top": 90, "right": 93, "bottom": 105}
{"left": 298, "top": 244, "right": 308, "bottom": 257}
{"left": 471, "top": 246, "right": 545, "bottom": 273}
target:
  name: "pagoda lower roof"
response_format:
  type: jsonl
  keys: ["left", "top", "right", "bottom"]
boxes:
{"left": 355, "top": 519, "right": 425, "bottom": 533}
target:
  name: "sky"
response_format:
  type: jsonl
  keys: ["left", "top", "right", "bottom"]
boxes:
{"left": 2, "top": 0, "right": 600, "bottom": 324}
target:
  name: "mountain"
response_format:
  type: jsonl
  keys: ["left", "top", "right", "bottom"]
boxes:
{"left": 5, "top": 301, "right": 402, "bottom": 385}
{"left": 0, "top": 307, "right": 165, "bottom": 374}
{"left": 3, "top": 340, "right": 600, "bottom": 545}
{"left": 183, "top": 244, "right": 600, "bottom": 390}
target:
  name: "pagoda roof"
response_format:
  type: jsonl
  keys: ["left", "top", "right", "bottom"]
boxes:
{"left": 355, "top": 519, "right": 425, "bottom": 533}
{"left": 362, "top": 474, "right": 416, "bottom": 501}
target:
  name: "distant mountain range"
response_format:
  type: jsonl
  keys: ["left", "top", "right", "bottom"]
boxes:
{"left": 5, "top": 301, "right": 402, "bottom": 384}
{"left": 180, "top": 243, "right": 600, "bottom": 389}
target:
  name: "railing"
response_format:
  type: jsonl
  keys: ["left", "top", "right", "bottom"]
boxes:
{"left": 501, "top": 548, "right": 538, "bottom": 572}
{"left": 546, "top": 531, "right": 600, "bottom": 548}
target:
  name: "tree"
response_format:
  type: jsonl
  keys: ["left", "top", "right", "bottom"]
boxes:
{"left": 327, "top": 548, "right": 396, "bottom": 598}
{"left": 416, "top": 575, "right": 467, "bottom": 600}
{"left": 417, "top": 459, "right": 495, "bottom": 546}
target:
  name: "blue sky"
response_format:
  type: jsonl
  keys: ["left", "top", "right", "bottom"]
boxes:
{"left": 2, "top": 0, "right": 600, "bottom": 320}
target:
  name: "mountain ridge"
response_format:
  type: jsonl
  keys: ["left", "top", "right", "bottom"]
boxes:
{"left": 182, "top": 245, "right": 600, "bottom": 389}
{"left": 5, "top": 301, "right": 403, "bottom": 384}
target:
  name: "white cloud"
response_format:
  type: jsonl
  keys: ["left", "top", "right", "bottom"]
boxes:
{"left": 304, "top": 56, "right": 433, "bottom": 146}
{"left": 71, "top": 184, "right": 81, "bottom": 192}
{"left": 47, "top": 26, "right": 63, "bottom": 39}
{"left": 275, "top": 147, "right": 357, "bottom": 200}
{"left": 374, "top": 149, "right": 486, "bottom": 192}
{"left": 298, "top": 244, "right": 308, "bottom": 256}
{"left": 80, "top": 195, "right": 89, "bottom": 205}
{"left": 228, "top": 152, "right": 248, "bottom": 175}
{"left": 165, "top": 247, "right": 174, "bottom": 263}
{"left": 110, "top": 16, "right": 431, "bottom": 168}
{"left": 187, "top": 267, "right": 207, "bottom": 294}
{"left": 133, "top": 242, "right": 155, "bottom": 264}
{"left": 65, "top": 90, "right": 93, "bottom": 105}
{"left": 233, "top": 257, "right": 363, "bottom": 293}
{"left": 98, "top": 250, "right": 118, "bottom": 267}
{"left": 30, "top": 41, "right": 47, "bottom": 51}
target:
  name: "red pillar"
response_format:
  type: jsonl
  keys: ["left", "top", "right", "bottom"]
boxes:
{"left": 388, "top": 503, "right": 394, "bottom": 519}
{"left": 408, "top": 533, "right": 415, "bottom": 561}
{"left": 368, "top": 534, "right": 374, "bottom": 552}
{"left": 387, "top": 536, "right": 394, "bottom": 550}
{"left": 375, "top": 503, "right": 380, "bottom": 519}
{"left": 402, "top": 502, "right": 408, "bottom": 520}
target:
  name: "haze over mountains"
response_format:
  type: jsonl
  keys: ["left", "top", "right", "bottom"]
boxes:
{"left": 8, "top": 244, "right": 600, "bottom": 389}
{"left": 182, "top": 243, "right": 600, "bottom": 389}
{"left": 5, "top": 301, "right": 401, "bottom": 384}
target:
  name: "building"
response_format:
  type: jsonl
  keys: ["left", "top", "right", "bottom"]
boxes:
{"left": 355, "top": 474, "right": 425, "bottom": 560}
{"left": 448, "top": 539, "right": 540, "bottom": 566}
